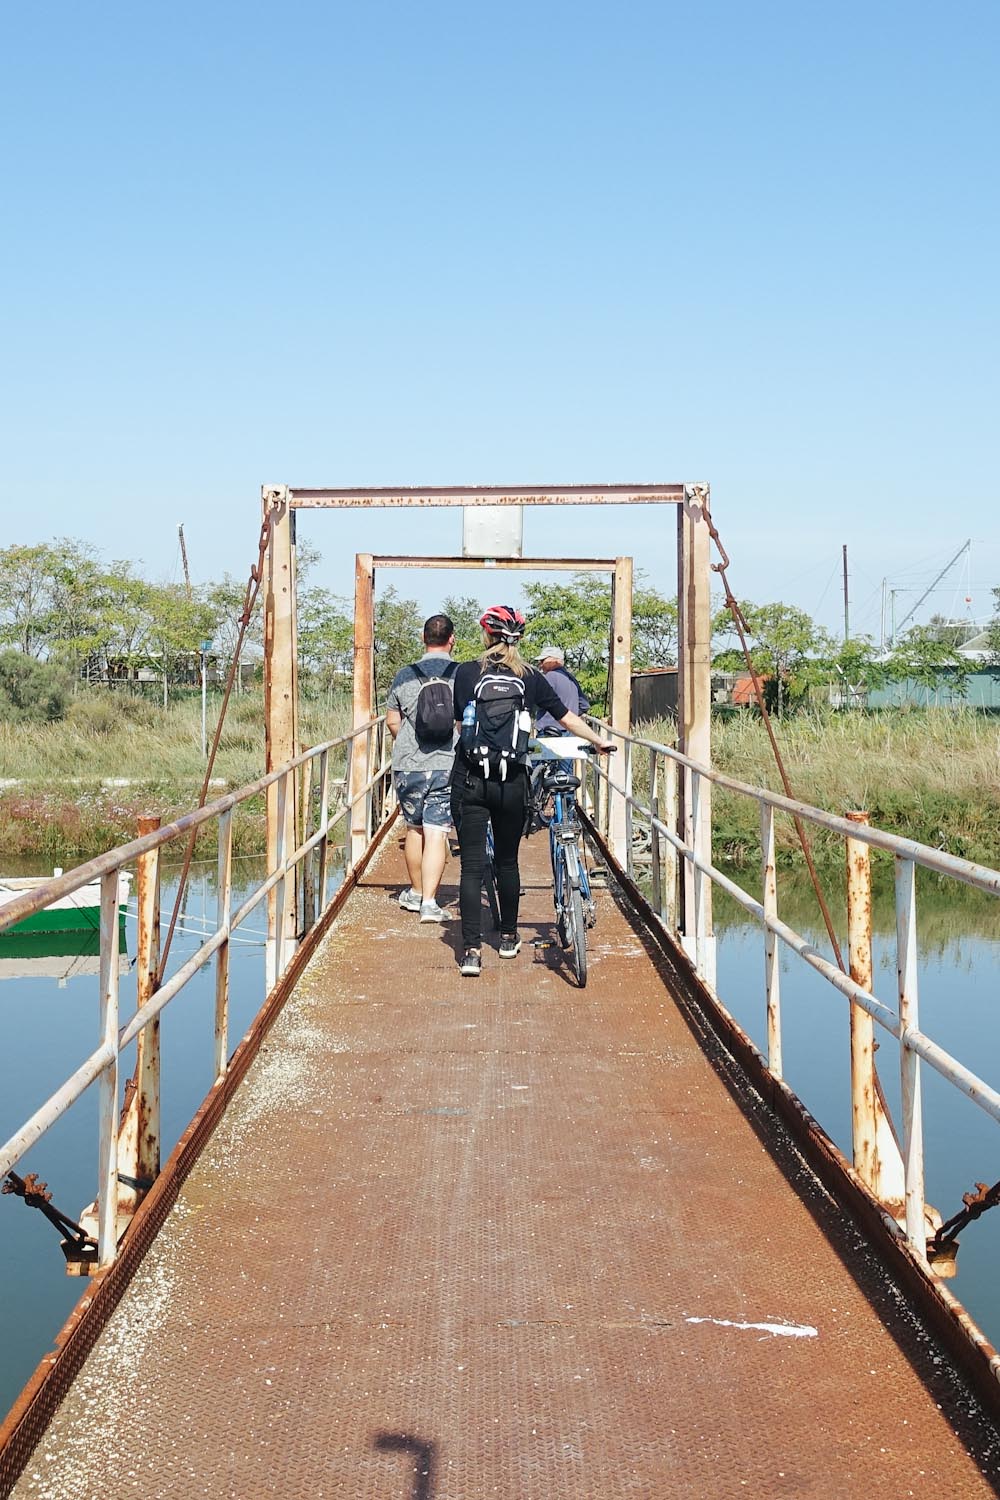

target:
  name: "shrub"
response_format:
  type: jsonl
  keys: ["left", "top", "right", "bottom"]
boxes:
{"left": 0, "top": 650, "right": 71, "bottom": 723}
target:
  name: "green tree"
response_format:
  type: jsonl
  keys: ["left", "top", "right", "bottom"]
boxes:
{"left": 374, "top": 586, "right": 423, "bottom": 701}
{"left": 714, "top": 601, "right": 828, "bottom": 716}
{"left": 827, "top": 635, "right": 891, "bottom": 704}
{"left": 986, "top": 589, "right": 1000, "bottom": 664}
{"left": 0, "top": 540, "right": 95, "bottom": 657}
{"left": 522, "top": 573, "right": 677, "bottom": 710}
{"left": 888, "top": 625, "right": 970, "bottom": 697}
{"left": 441, "top": 595, "right": 486, "bottom": 663}
{"left": 145, "top": 584, "right": 218, "bottom": 700}
{"left": 297, "top": 586, "right": 353, "bottom": 689}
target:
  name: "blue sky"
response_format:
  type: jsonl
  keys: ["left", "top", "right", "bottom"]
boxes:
{"left": 2, "top": 0, "right": 997, "bottom": 645}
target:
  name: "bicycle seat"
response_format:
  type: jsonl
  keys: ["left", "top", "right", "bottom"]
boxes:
{"left": 542, "top": 771, "right": 581, "bottom": 792}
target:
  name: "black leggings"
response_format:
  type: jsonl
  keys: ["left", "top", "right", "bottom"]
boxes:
{"left": 452, "top": 768, "right": 528, "bottom": 946}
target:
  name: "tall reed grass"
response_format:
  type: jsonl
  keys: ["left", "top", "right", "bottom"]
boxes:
{"left": 0, "top": 690, "right": 352, "bottom": 859}
{"left": 632, "top": 707, "right": 1000, "bottom": 868}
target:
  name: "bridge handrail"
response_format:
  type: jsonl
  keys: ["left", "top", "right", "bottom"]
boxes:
{"left": 0, "top": 716, "right": 395, "bottom": 1266}
{"left": 595, "top": 724, "right": 1000, "bottom": 897}
{"left": 582, "top": 719, "right": 1000, "bottom": 1263}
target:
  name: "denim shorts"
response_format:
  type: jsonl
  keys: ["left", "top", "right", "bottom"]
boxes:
{"left": 394, "top": 769, "right": 453, "bottom": 829}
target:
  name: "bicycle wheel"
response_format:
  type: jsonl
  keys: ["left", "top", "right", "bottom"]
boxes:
{"left": 567, "top": 882, "right": 588, "bottom": 988}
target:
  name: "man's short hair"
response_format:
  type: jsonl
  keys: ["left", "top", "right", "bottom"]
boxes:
{"left": 423, "top": 613, "right": 454, "bottom": 647}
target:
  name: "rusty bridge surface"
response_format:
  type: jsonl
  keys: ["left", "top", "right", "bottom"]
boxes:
{"left": 9, "top": 832, "right": 1000, "bottom": 1498}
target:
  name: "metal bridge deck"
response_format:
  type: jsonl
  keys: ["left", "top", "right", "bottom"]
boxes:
{"left": 11, "top": 834, "right": 1000, "bottom": 1497}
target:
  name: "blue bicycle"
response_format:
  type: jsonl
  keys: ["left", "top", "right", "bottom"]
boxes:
{"left": 530, "top": 738, "right": 600, "bottom": 987}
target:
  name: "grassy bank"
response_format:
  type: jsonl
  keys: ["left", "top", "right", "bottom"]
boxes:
{"left": 635, "top": 708, "right": 1000, "bottom": 869}
{"left": 1, "top": 698, "right": 998, "bottom": 869}
{"left": 0, "top": 691, "right": 351, "bottom": 861}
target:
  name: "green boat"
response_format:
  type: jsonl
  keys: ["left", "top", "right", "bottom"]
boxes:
{"left": 0, "top": 871, "right": 132, "bottom": 936}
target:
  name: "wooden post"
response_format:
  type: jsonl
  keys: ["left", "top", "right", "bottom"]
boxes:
{"left": 264, "top": 488, "right": 298, "bottom": 990}
{"left": 677, "top": 486, "right": 714, "bottom": 983}
{"left": 608, "top": 555, "right": 633, "bottom": 865}
{"left": 350, "top": 553, "right": 375, "bottom": 865}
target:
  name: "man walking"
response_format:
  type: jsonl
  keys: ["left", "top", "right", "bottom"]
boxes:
{"left": 385, "top": 613, "right": 457, "bottom": 922}
{"left": 535, "top": 644, "right": 590, "bottom": 731}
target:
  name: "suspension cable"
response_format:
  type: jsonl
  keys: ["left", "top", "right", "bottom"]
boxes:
{"left": 156, "top": 495, "right": 282, "bottom": 986}
{"left": 702, "top": 499, "right": 846, "bottom": 973}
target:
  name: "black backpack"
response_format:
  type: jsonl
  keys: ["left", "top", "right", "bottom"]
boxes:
{"left": 466, "top": 670, "right": 531, "bottom": 779}
{"left": 410, "top": 661, "right": 458, "bottom": 746}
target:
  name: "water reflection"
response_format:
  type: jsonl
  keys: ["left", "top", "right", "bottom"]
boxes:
{"left": 0, "top": 927, "right": 130, "bottom": 986}
{"left": 712, "top": 864, "right": 1000, "bottom": 1351}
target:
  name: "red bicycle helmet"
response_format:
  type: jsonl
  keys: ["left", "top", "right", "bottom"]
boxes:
{"left": 479, "top": 604, "right": 526, "bottom": 646}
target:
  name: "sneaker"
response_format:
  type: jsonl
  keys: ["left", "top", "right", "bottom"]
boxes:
{"left": 459, "top": 947, "right": 482, "bottom": 977}
{"left": 398, "top": 888, "right": 421, "bottom": 912}
{"left": 419, "top": 899, "right": 448, "bottom": 923}
{"left": 499, "top": 932, "right": 522, "bottom": 959}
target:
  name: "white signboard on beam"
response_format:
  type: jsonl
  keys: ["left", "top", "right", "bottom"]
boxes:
{"left": 462, "top": 505, "right": 523, "bottom": 559}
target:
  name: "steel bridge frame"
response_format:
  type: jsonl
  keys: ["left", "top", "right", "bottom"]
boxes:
{"left": 261, "top": 483, "right": 715, "bottom": 985}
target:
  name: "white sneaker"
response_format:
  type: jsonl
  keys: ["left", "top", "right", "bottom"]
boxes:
{"left": 398, "top": 888, "right": 421, "bottom": 912}
{"left": 419, "top": 899, "right": 449, "bottom": 923}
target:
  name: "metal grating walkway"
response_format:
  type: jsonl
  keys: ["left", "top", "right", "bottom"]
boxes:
{"left": 11, "top": 832, "right": 1000, "bottom": 1497}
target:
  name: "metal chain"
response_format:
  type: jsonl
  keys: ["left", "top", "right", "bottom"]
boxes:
{"left": 929, "top": 1179, "right": 1000, "bottom": 1254}
{"left": 2, "top": 1171, "right": 95, "bottom": 1251}
{"left": 156, "top": 495, "right": 282, "bottom": 985}
{"left": 700, "top": 497, "right": 847, "bottom": 973}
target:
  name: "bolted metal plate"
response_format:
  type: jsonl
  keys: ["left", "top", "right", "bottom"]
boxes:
{"left": 11, "top": 835, "right": 1000, "bottom": 1497}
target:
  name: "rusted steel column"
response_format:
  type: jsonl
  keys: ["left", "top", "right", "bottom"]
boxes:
{"left": 118, "top": 817, "right": 161, "bottom": 1215}
{"left": 317, "top": 747, "right": 330, "bottom": 913}
{"left": 846, "top": 811, "right": 879, "bottom": 1190}
{"left": 350, "top": 553, "right": 375, "bottom": 865}
{"left": 761, "top": 801, "right": 782, "bottom": 1077}
{"left": 677, "top": 486, "right": 714, "bottom": 982}
{"left": 663, "top": 753, "right": 679, "bottom": 932}
{"left": 650, "top": 753, "right": 662, "bottom": 920}
{"left": 608, "top": 556, "right": 633, "bottom": 864}
{"left": 214, "top": 808, "right": 232, "bottom": 1081}
{"left": 264, "top": 488, "right": 298, "bottom": 990}
{"left": 896, "top": 854, "right": 927, "bottom": 1260}
{"left": 301, "top": 753, "right": 316, "bottom": 937}
{"left": 97, "top": 870, "right": 121, "bottom": 1267}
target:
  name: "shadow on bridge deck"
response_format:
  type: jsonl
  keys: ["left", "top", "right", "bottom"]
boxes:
{"left": 8, "top": 832, "right": 1000, "bottom": 1497}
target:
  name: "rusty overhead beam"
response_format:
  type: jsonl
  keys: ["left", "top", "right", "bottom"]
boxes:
{"left": 277, "top": 484, "right": 688, "bottom": 508}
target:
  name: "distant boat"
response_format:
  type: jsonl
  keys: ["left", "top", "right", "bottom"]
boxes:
{"left": 0, "top": 871, "right": 132, "bottom": 936}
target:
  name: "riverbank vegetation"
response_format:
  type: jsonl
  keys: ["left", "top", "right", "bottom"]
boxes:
{"left": 640, "top": 707, "right": 1000, "bottom": 869}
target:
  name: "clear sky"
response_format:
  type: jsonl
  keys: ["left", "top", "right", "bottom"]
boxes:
{"left": 2, "top": 0, "right": 997, "bottom": 645}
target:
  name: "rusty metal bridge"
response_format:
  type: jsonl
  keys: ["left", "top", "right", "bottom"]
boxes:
{"left": 3, "top": 484, "right": 1000, "bottom": 1496}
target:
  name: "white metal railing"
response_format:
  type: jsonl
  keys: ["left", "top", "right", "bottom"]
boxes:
{"left": 0, "top": 717, "right": 393, "bottom": 1268}
{"left": 583, "top": 722, "right": 1000, "bottom": 1263}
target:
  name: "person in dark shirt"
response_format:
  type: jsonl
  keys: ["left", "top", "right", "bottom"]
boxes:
{"left": 450, "top": 605, "right": 613, "bottom": 978}
{"left": 535, "top": 643, "right": 589, "bottom": 733}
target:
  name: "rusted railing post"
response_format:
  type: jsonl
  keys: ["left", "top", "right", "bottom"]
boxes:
{"left": 650, "top": 752, "right": 662, "bottom": 920}
{"left": 301, "top": 752, "right": 316, "bottom": 937}
{"left": 97, "top": 869, "right": 122, "bottom": 1266}
{"left": 846, "top": 811, "right": 878, "bottom": 1190}
{"left": 761, "top": 801, "right": 782, "bottom": 1077}
{"left": 896, "top": 854, "right": 926, "bottom": 1259}
{"left": 118, "top": 816, "right": 161, "bottom": 1219}
{"left": 214, "top": 808, "right": 232, "bottom": 1080}
{"left": 663, "top": 754, "right": 679, "bottom": 933}
{"left": 275, "top": 767, "right": 289, "bottom": 980}
{"left": 317, "top": 747, "right": 330, "bottom": 913}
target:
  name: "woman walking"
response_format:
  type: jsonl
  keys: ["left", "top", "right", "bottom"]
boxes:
{"left": 450, "top": 605, "right": 614, "bottom": 978}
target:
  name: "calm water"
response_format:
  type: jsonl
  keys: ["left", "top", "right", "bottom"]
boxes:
{"left": 1, "top": 859, "right": 999, "bottom": 1420}
{"left": 0, "top": 859, "right": 271, "bottom": 1418}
